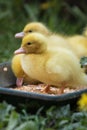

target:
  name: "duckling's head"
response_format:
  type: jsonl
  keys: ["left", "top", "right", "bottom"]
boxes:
{"left": 15, "top": 22, "right": 51, "bottom": 38}
{"left": 15, "top": 33, "right": 47, "bottom": 54}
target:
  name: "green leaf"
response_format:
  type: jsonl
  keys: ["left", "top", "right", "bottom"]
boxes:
{"left": 0, "top": 101, "right": 15, "bottom": 121}
{"left": 14, "top": 121, "right": 38, "bottom": 130}
{"left": 6, "top": 111, "right": 20, "bottom": 130}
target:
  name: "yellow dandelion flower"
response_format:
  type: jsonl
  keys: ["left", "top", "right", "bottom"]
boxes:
{"left": 77, "top": 93, "right": 87, "bottom": 111}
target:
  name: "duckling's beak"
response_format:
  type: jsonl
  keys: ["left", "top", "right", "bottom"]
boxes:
{"left": 14, "top": 47, "right": 26, "bottom": 54}
{"left": 15, "top": 32, "right": 25, "bottom": 38}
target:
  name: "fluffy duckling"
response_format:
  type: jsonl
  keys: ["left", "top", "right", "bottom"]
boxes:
{"left": 66, "top": 35, "right": 87, "bottom": 58}
{"left": 11, "top": 54, "right": 40, "bottom": 87}
{"left": 15, "top": 22, "right": 51, "bottom": 38}
{"left": 66, "top": 28, "right": 87, "bottom": 72}
{"left": 14, "top": 33, "right": 87, "bottom": 92}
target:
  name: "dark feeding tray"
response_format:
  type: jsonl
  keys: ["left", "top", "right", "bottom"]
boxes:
{"left": 0, "top": 61, "right": 87, "bottom": 108}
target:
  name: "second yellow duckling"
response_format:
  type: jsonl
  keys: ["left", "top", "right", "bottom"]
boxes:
{"left": 14, "top": 33, "right": 87, "bottom": 92}
{"left": 66, "top": 35, "right": 87, "bottom": 58}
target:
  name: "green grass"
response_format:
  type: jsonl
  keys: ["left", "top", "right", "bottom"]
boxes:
{"left": 0, "top": 101, "right": 87, "bottom": 130}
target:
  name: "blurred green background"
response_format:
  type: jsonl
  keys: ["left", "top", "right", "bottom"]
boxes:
{"left": 0, "top": 0, "right": 87, "bottom": 62}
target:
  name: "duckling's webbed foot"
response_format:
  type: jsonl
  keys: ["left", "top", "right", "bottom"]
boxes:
{"left": 41, "top": 84, "right": 51, "bottom": 93}
{"left": 16, "top": 78, "right": 24, "bottom": 87}
{"left": 58, "top": 86, "right": 65, "bottom": 94}
{"left": 58, "top": 82, "right": 66, "bottom": 94}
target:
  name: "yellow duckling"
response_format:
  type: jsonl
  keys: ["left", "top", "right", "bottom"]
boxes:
{"left": 15, "top": 22, "right": 51, "bottom": 38}
{"left": 66, "top": 35, "right": 87, "bottom": 58}
{"left": 11, "top": 54, "right": 40, "bottom": 87}
{"left": 14, "top": 33, "right": 87, "bottom": 92}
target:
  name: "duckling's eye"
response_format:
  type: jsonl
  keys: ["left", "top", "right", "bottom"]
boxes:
{"left": 27, "top": 42, "right": 32, "bottom": 45}
{"left": 28, "top": 30, "right": 32, "bottom": 32}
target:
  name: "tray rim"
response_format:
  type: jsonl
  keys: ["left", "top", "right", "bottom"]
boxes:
{"left": 0, "top": 87, "right": 87, "bottom": 101}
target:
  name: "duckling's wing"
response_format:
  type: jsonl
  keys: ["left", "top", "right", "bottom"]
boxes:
{"left": 46, "top": 55, "right": 71, "bottom": 81}
{"left": 46, "top": 57, "right": 64, "bottom": 74}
